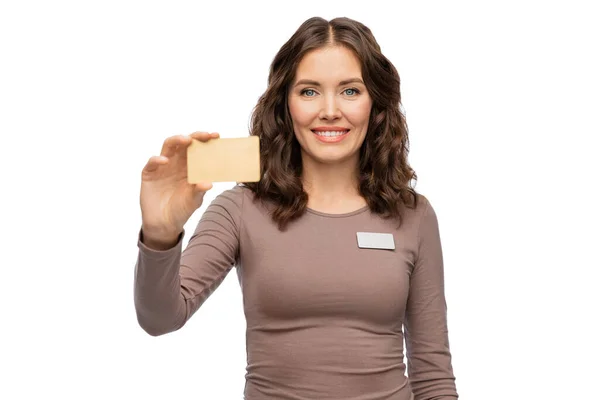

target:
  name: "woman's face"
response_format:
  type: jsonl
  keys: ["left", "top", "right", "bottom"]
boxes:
{"left": 288, "top": 45, "right": 373, "bottom": 167}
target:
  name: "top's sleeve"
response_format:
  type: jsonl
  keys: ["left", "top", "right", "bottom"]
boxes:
{"left": 133, "top": 186, "right": 243, "bottom": 336}
{"left": 404, "top": 197, "right": 458, "bottom": 399}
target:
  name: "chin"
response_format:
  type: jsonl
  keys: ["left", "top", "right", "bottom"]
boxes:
{"left": 307, "top": 149, "right": 357, "bottom": 165}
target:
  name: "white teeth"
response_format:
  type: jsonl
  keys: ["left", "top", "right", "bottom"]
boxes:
{"left": 314, "top": 130, "right": 348, "bottom": 137}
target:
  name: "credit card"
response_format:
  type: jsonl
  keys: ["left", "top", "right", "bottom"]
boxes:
{"left": 187, "top": 136, "right": 261, "bottom": 183}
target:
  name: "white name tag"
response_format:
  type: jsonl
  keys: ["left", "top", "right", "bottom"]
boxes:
{"left": 356, "top": 232, "right": 395, "bottom": 250}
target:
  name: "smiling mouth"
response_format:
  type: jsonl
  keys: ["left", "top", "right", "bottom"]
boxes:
{"left": 311, "top": 129, "right": 350, "bottom": 137}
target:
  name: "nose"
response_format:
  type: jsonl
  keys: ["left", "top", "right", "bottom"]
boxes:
{"left": 318, "top": 93, "right": 342, "bottom": 120}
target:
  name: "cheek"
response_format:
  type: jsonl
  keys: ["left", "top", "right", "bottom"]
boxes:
{"left": 288, "top": 99, "right": 309, "bottom": 125}
{"left": 289, "top": 99, "right": 319, "bottom": 127}
{"left": 344, "top": 101, "right": 372, "bottom": 126}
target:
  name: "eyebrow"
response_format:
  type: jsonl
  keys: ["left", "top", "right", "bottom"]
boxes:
{"left": 293, "top": 78, "right": 365, "bottom": 87}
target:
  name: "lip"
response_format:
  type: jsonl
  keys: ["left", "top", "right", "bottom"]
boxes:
{"left": 311, "top": 128, "right": 350, "bottom": 143}
{"left": 311, "top": 126, "right": 350, "bottom": 132}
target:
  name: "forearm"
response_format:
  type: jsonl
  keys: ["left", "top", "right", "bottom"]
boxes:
{"left": 134, "top": 229, "right": 187, "bottom": 336}
{"left": 409, "top": 371, "right": 458, "bottom": 400}
{"left": 406, "top": 318, "right": 458, "bottom": 400}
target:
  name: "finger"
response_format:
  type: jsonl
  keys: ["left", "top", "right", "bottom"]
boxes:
{"left": 191, "top": 182, "right": 213, "bottom": 206}
{"left": 193, "top": 181, "right": 213, "bottom": 193}
{"left": 189, "top": 131, "right": 220, "bottom": 142}
{"left": 142, "top": 155, "right": 168, "bottom": 173}
{"left": 160, "top": 134, "right": 192, "bottom": 158}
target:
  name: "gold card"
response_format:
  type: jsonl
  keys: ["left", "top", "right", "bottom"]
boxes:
{"left": 187, "top": 136, "right": 261, "bottom": 183}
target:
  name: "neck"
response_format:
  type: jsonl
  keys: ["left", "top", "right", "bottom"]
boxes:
{"left": 301, "top": 154, "right": 365, "bottom": 212}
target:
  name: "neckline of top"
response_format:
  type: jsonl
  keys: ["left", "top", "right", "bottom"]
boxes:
{"left": 305, "top": 205, "right": 370, "bottom": 218}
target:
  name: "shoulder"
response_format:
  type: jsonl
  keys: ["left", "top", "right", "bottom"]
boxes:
{"left": 205, "top": 184, "right": 247, "bottom": 216}
{"left": 399, "top": 192, "right": 432, "bottom": 221}
{"left": 205, "top": 184, "right": 280, "bottom": 235}
{"left": 215, "top": 183, "right": 247, "bottom": 201}
{"left": 208, "top": 183, "right": 269, "bottom": 216}
{"left": 397, "top": 192, "right": 438, "bottom": 235}
{"left": 416, "top": 193, "right": 433, "bottom": 215}
{"left": 213, "top": 183, "right": 258, "bottom": 200}
{"left": 413, "top": 193, "right": 441, "bottom": 241}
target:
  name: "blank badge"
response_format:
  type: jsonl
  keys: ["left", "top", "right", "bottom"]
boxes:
{"left": 356, "top": 232, "right": 395, "bottom": 250}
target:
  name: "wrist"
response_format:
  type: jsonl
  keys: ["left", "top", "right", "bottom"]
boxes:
{"left": 141, "top": 226, "right": 182, "bottom": 250}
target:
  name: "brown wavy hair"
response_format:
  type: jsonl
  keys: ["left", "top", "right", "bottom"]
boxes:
{"left": 244, "top": 16, "right": 418, "bottom": 230}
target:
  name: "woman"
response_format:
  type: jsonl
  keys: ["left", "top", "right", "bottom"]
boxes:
{"left": 135, "top": 16, "right": 459, "bottom": 400}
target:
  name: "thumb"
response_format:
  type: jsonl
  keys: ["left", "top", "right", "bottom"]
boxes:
{"left": 194, "top": 182, "right": 213, "bottom": 193}
{"left": 192, "top": 182, "right": 213, "bottom": 205}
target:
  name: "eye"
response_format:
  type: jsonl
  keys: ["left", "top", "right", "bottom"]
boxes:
{"left": 301, "top": 89, "right": 317, "bottom": 97}
{"left": 344, "top": 88, "right": 360, "bottom": 96}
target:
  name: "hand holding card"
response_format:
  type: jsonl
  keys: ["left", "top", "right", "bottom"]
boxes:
{"left": 139, "top": 131, "right": 223, "bottom": 250}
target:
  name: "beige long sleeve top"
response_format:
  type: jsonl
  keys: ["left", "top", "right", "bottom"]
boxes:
{"left": 134, "top": 184, "right": 458, "bottom": 400}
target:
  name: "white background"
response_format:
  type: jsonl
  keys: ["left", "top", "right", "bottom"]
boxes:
{"left": 1, "top": 0, "right": 598, "bottom": 399}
